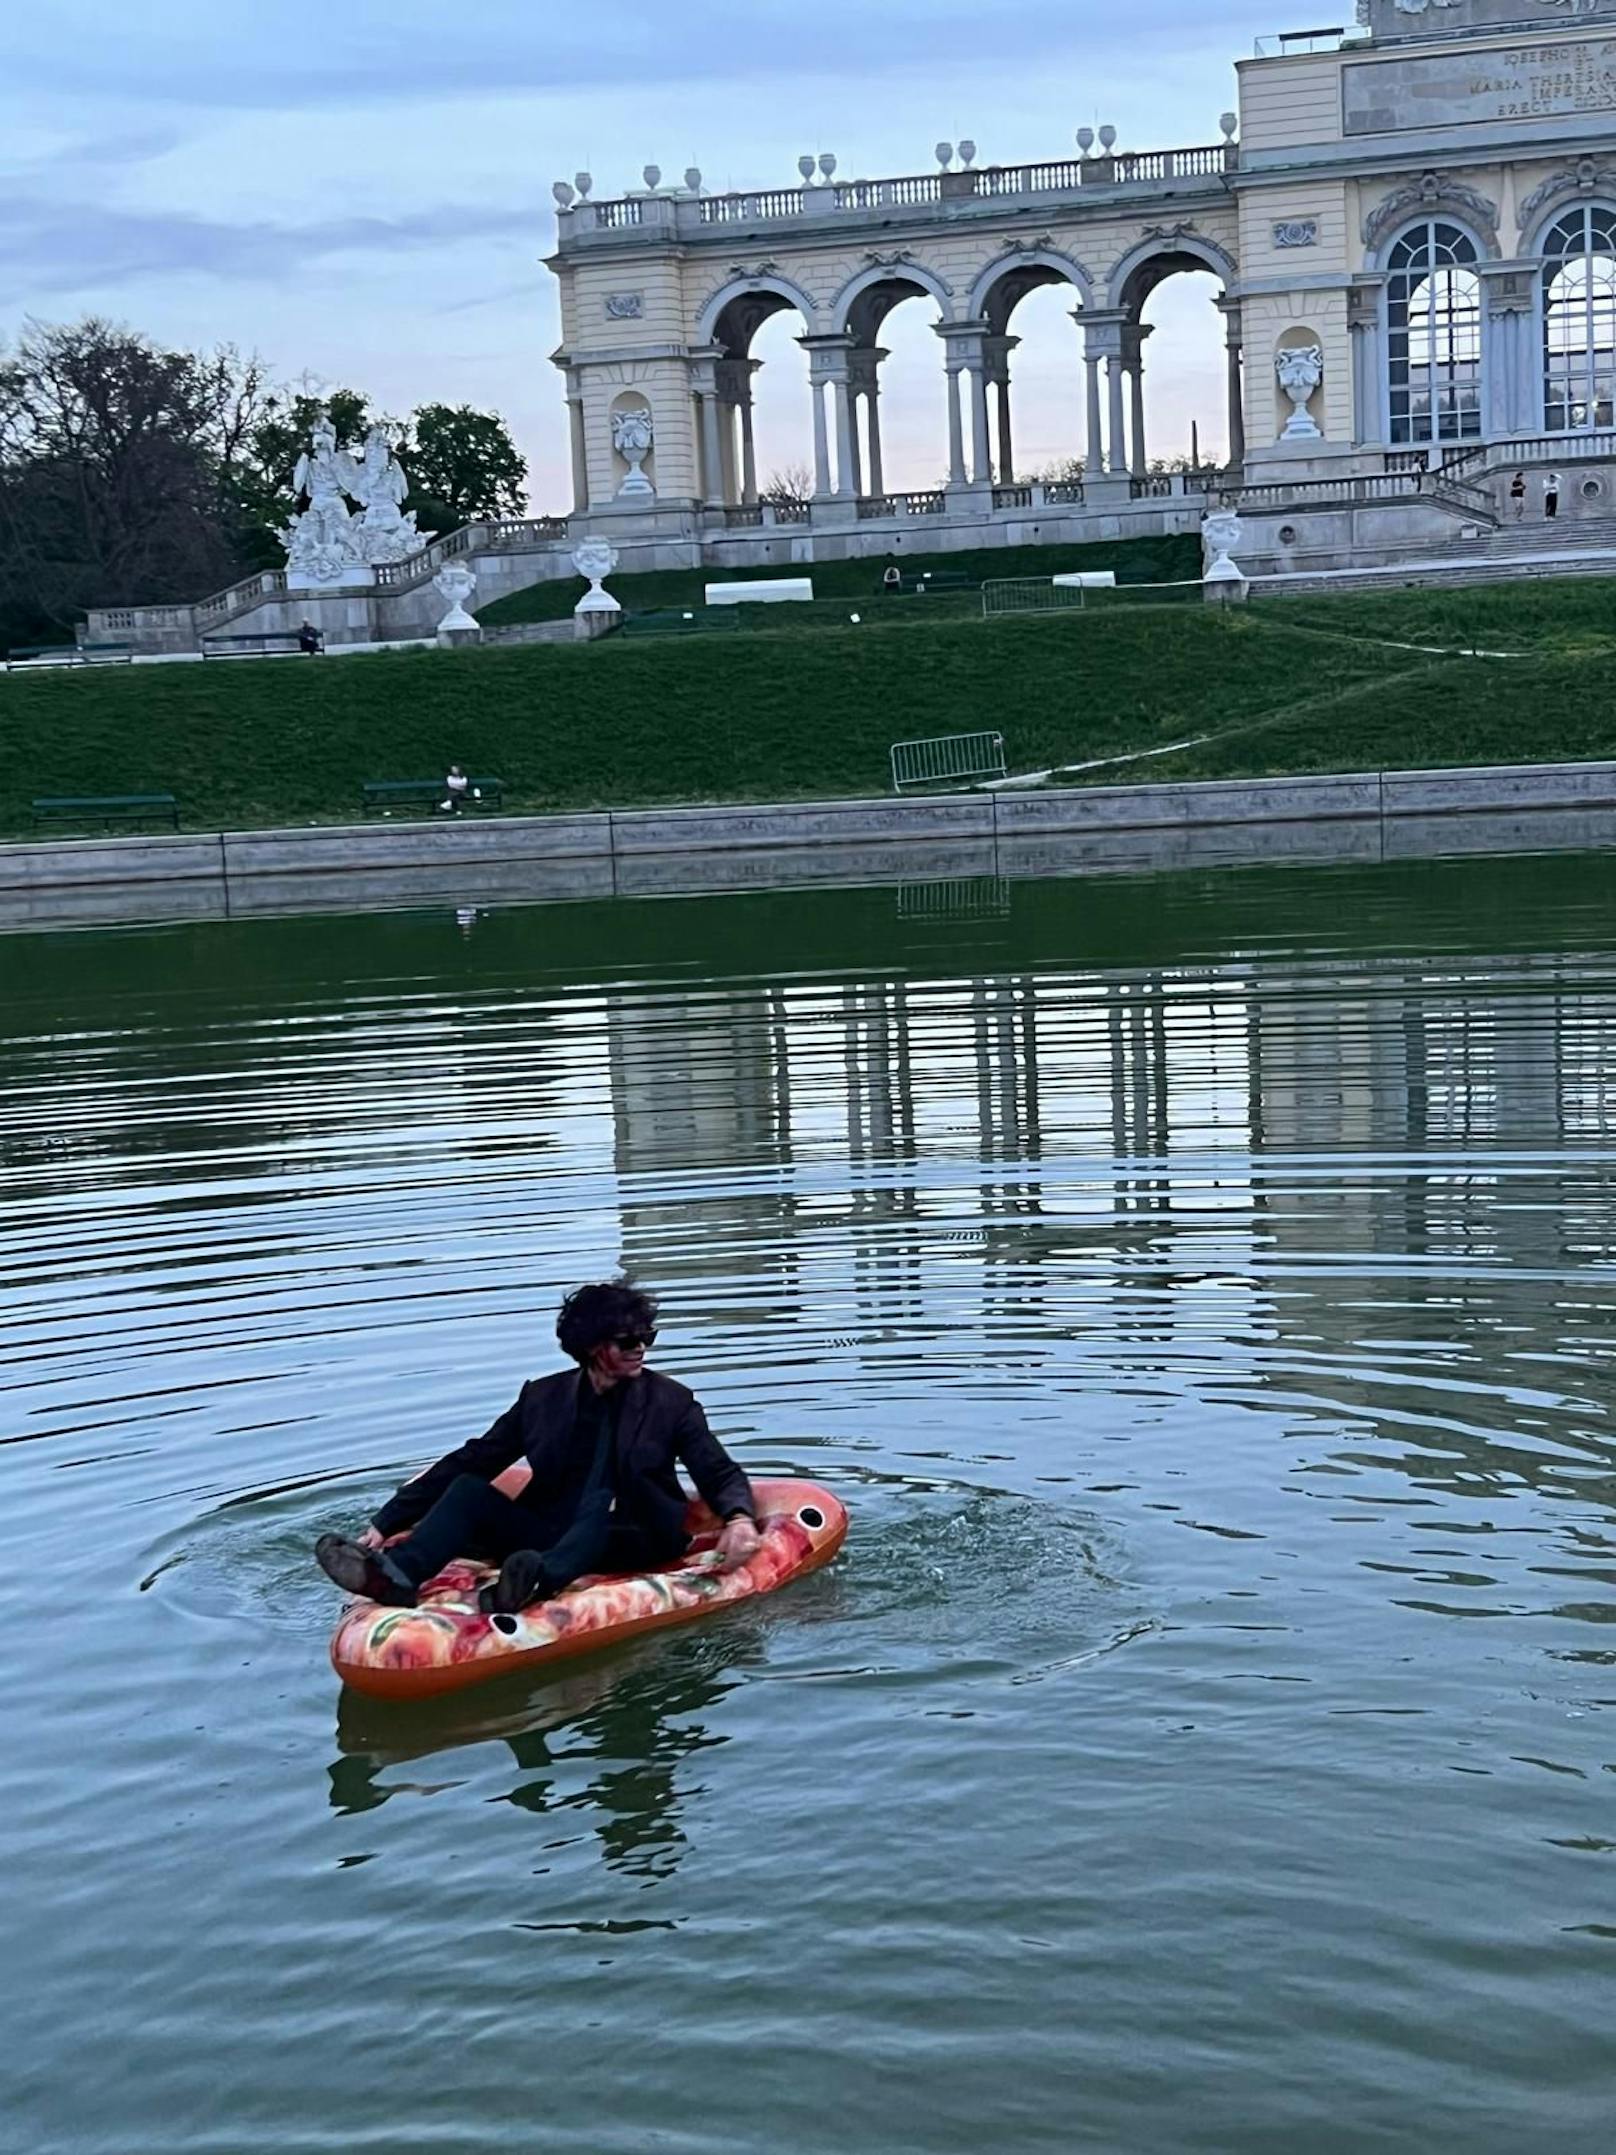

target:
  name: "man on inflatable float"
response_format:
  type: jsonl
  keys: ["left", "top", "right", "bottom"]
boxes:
{"left": 314, "top": 1280, "right": 760, "bottom": 1616}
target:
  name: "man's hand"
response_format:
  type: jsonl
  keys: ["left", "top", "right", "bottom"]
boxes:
{"left": 357, "top": 1525, "right": 384, "bottom": 1550}
{"left": 715, "top": 1514, "right": 761, "bottom": 1571}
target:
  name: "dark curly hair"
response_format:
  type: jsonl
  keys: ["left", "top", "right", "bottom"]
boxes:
{"left": 555, "top": 1279, "right": 659, "bottom": 1364}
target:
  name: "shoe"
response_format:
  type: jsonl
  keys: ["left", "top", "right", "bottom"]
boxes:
{"left": 315, "top": 1534, "right": 417, "bottom": 1606}
{"left": 477, "top": 1549, "right": 554, "bottom": 1616}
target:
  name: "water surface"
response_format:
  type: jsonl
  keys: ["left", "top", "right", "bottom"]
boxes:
{"left": 4, "top": 852, "right": 1616, "bottom": 2153}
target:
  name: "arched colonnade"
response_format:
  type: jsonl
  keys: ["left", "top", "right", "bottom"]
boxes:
{"left": 689, "top": 234, "right": 1244, "bottom": 506}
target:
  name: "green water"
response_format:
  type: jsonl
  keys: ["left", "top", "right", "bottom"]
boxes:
{"left": 5, "top": 851, "right": 1616, "bottom": 2153}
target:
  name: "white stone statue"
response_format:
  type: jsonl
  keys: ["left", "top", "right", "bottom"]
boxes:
{"left": 572, "top": 538, "right": 621, "bottom": 613}
{"left": 1276, "top": 346, "right": 1324, "bottom": 440}
{"left": 1201, "top": 509, "right": 1245, "bottom": 583}
{"left": 352, "top": 425, "right": 425, "bottom": 564}
{"left": 281, "top": 416, "right": 362, "bottom": 582}
{"left": 433, "top": 561, "right": 478, "bottom": 632}
{"left": 280, "top": 411, "right": 426, "bottom": 584}
{"left": 611, "top": 404, "right": 655, "bottom": 496}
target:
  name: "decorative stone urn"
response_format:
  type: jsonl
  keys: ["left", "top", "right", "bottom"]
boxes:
{"left": 1276, "top": 346, "right": 1324, "bottom": 440}
{"left": 611, "top": 404, "right": 655, "bottom": 497}
{"left": 433, "top": 561, "right": 480, "bottom": 645}
{"left": 572, "top": 539, "right": 621, "bottom": 614}
{"left": 1201, "top": 510, "right": 1245, "bottom": 584}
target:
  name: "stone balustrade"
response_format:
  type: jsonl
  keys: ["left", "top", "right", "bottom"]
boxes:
{"left": 559, "top": 143, "right": 1237, "bottom": 248}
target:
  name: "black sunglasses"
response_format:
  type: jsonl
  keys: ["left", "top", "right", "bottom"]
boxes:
{"left": 608, "top": 1331, "right": 656, "bottom": 1351}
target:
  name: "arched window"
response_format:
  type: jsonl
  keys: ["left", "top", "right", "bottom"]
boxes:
{"left": 1541, "top": 204, "right": 1616, "bottom": 432}
{"left": 1385, "top": 220, "right": 1482, "bottom": 446}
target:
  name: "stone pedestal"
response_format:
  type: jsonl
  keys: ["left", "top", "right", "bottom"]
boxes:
{"left": 574, "top": 608, "right": 621, "bottom": 641}
{"left": 287, "top": 563, "right": 376, "bottom": 594}
{"left": 437, "top": 623, "right": 482, "bottom": 649}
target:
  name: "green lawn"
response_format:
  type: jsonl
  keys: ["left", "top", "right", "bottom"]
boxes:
{"left": 478, "top": 533, "right": 1202, "bottom": 625}
{"left": 4, "top": 571, "right": 1616, "bottom": 838}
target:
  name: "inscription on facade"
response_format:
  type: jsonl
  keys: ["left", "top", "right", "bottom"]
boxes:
{"left": 1344, "top": 37, "right": 1616, "bottom": 134}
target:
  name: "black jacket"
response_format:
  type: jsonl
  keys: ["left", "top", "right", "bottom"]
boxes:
{"left": 371, "top": 1367, "right": 754, "bottom": 1550}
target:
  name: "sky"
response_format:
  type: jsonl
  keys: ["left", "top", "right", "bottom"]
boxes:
{"left": 3, "top": 0, "right": 1282, "bottom": 504}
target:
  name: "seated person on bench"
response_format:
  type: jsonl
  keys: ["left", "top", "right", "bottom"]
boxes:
{"left": 314, "top": 1281, "right": 760, "bottom": 1614}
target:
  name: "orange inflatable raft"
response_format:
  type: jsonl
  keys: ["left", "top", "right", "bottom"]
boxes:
{"left": 330, "top": 1472, "right": 847, "bottom": 1700}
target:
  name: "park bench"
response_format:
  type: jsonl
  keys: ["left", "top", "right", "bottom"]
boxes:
{"left": 31, "top": 792, "right": 180, "bottom": 831}
{"left": 201, "top": 632, "right": 305, "bottom": 659}
{"left": 8, "top": 642, "right": 133, "bottom": 668}
{"left": 360, "top": 777, "right": 506, "bottom": 817}
{"left": 889, "top": 729, "right": 1007, "bottom": 793}
{"left": 912, "top": 572, "right": 976, "bottom": 594}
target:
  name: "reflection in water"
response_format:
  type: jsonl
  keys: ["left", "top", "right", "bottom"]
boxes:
{"left": 7, "top": 854, "right": 1616, "bottom": 2155}
{"left": 330, "top": 1625, "right": 765, "bottom": 1881}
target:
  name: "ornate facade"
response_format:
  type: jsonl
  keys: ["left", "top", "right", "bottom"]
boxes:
{"left": 545, "top": 0, "right": 1616, "bottom": 571}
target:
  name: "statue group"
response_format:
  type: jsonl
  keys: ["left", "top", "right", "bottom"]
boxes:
{"left": 281, "top": 413, "right": 426, "bottom": 583}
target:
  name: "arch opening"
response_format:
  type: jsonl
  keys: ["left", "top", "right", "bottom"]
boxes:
{"left": 707, "top": 290, "right": 811, "bottom": 508}
{"left": 976, "top": 265, "right": 1087, "bottom": 485}
{"left": 836, "top": 276, "right": 944, "bottom": 498}
{"left": 1114, "top": 247, "right": 1235, "bottom": 477}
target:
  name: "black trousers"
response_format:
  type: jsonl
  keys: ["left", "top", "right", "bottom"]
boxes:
{"left": 386, "top": 1472, "right": 679, "bottom": 1594}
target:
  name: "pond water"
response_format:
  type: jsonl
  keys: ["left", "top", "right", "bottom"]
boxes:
{"left": 5, "top": 850, "right": 1616, "bottom": 2154}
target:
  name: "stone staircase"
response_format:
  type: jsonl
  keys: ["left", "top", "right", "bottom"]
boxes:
{"left": 1456, "top": 512, "right": 1616, "bottom": 559}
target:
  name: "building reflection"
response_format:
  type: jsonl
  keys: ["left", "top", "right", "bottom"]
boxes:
{"left": 597, "top": 951, "right": 1616, "bottom": 1512}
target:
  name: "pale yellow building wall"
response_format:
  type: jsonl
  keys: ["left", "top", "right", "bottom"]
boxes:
{"left": 1237, "top": 55, "right": 1344, "bottom": 154}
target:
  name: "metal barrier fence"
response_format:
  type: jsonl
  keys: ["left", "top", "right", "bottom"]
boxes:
{"left": 981, "top": 577, "right": 1207, "bottom": 617}
{"left": 896, "top": 875, "right": 1012, "bottom": 920}
{"left": 890, "top": 730, "right": 1008, "bottom": 792}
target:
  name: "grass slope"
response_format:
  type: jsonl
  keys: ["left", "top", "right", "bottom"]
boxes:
{"left": 478, "top": 533, "right": 1201, "bottom": 625}
{"left": 5, "top": 571, "right": 1616, "bottom": 838}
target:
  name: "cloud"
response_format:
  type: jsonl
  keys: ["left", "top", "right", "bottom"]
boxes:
{"left": 9, "top": 0, "right": 1242, "bottom": 112}
{"left": 0, "top": 196, "right": 544, "bottom": 297}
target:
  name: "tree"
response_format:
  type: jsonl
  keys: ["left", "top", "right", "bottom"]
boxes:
{"left": 0, "top": 317, "right": 273, "bottom": 646}
{"left": 761, "top": 461, "right": 814, "bottom": 509}
{"left": 404, "top": 403, "right": 528, "bottom": 533}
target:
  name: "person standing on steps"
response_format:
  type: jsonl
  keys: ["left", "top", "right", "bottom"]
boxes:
{"left": 1509, "top": 471, "right": 1526, "bottom": 520}
{"left": 1544, "top": 470, "right": 1562, "bottom": 520}
{"left": 314, "top": 1281, "right": 760, "bottom": 1615}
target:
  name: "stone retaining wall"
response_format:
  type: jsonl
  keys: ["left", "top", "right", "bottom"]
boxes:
{"left": 6, "top": 762, "right": 1616, "bottom": 922}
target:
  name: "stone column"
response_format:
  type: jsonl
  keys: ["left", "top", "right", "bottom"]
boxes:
{"left": 841, "top": 379, "right": 865, "bottom": 497}
{"left": 715, "top": 355, "right": 753, "bottom": 508}
{"left": 944, "top": 365, "right": 967, "bottom": 485}
{"left": 1107, "top": 357, "right": 1128, "bottom": 479}
{"left": 849, "top": 346, "right": 887, "bottom": 497}
{"left": 810, "top": 379, "right": 832, "bottom": 497}
{"left": 566, "top": 387, "right": 588, "bottom": 514}
{"left": 969, "top": 362, "right": 993, "bottom": 483}
{"left": 1079, "top": 311, "right": 1128, "bottom": 480}
{"left": 1121, "top": 324, "right": 1152, "bottom": 477}
{"left": 800, "top": 334, "right": 856, "bottom": 501}
{"left": 689, "top": 347, "right": 727, "bottom": 508}
{"left": 1345, "top": 284, "right": 1383, "bottom": 448}
{"left": 739, "top": 376, "right": 759, "bottom": 505}
{"left": 984, "top": 332, "right": 1018, "bottom": 484}
{"left": 1479, "top": 267, "right": 1538, "bottom": 437}
{"left": 1083, "top": 352, "right": 1104, "bottom": 476}
{"left": 1214, "top": 297, "right": 1245, "bottom": 467}
{"left": 936, "top": 321, "right": 993, "bottom": 489}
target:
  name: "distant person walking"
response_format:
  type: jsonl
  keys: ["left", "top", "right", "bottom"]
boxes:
{"left": 297, "top": 620, "right": 323, "bottom": 655}
{"left": 1544, "top": 470, "right": 1562, "bottom": 520}
{"left": 1509, "top": 471, "right": 1526, "bottom": 520}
